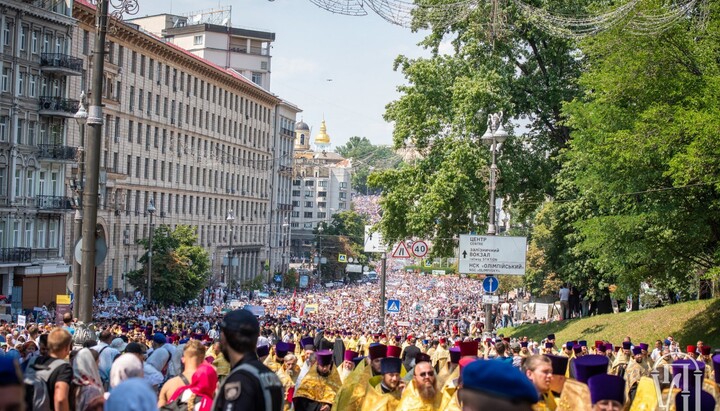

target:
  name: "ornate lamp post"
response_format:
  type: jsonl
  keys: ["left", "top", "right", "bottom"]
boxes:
{"left": 146, "top": 198, "right": 156, "bottom": 302}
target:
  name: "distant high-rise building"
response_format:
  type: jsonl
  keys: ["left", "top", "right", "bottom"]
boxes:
{"left": 290, "top": 119, "right": 353, "bottom": 260}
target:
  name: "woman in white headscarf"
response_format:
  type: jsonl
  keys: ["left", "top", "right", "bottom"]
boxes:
{"left": 104, "top": 378, "right": 158, "bottom": 411}
{"left": 72, "top": 348, "right": 104, "bottom": 411}
{"left": 109, "top": 353, "right": 144, "bottom": 389}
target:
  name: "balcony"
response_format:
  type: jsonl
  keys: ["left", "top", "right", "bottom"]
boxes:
{"left": 38, "top": 144, "right": 77, "bottom": 162}
{"left": 32, "top": 248, "right": 60, "bottom": 260}
{"left": 0, "top": 248, "right": 31, "bottom": 263}
{"left": 38, "top": 96, "right": 80, "bottom": 118}
{"left": 37, "top": 195, "right": 74, "bottom": 211}
{"left": 40, "top": 53, "right": 83, "bottom": 76}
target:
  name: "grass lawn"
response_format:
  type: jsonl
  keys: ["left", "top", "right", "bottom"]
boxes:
{"left": 497, "top": 298, "right": 720, "bottom": 347}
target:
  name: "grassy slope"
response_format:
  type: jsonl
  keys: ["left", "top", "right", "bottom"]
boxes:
{"left": 497, "top": 298, "right": 720, "bottom": 347}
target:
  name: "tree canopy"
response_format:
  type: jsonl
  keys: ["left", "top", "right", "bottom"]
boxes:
{"left": 335, "top": 136, "right": 402, "bottom": 194}
{"left": 127, "top": 225, "right": 211, "bottom": 306}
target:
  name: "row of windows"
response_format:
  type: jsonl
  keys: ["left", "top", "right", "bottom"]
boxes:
{"left": 0, "top": 65, "right": 62, "bottom": 96}
{"left": 121, "top": 190, "right": 267, "bottom": 225}
{"left": 119, "top": 154, "right": 267, "bottom": 196}
{"left": 292, "top": 179, "right": 349, "bottom": 189}
{"left": 83, "top": 29, "right": 273, "bottom": 124}
{"left": 0, "top": 167, "right": 62, "bottom": 198}
{"left": 0, "top": 116, "right": 64, "bottom": 145}
{"left": 123, "top": 220, "right": 267, "bottom": 247}
{"left": 2, "top": 19, "right": 68, "bottom": 55}
{"left": 0, "top": 219, "right": 60, "bottom": 249}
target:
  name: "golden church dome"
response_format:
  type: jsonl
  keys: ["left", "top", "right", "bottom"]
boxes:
{"left": 314, "top": 120, "right": 331, "bottom": 146}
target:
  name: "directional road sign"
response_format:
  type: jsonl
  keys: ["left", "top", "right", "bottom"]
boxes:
{"left": 483, "top": 276, "right": 499, "bottom": 293}
{"left": 364, "top": 226, "right": 388, "bottom": 253}
{"left": 411, "top": 241, "right": 428, "bottom": 258}
{"left": 387, "top": 299, "right": 401, "bottom": 313}
{"left": 458, "top": 235, "right": 527, "bottom": 275}
{"left": 391, "top": 242, "right": 411, "bottom": 258}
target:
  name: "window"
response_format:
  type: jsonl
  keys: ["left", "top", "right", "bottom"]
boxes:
{"left": 318, "top": 180, "right": 328, "bottom": 188}
{"left": 0, "top": 117, "right": 8, "bottom": 142}
{"left": 339, "top": 182, "right": 348, "bottom": 189}
{"left": 1, "top": 68, "right": 9, "bottom": 92}
{"left": 317, "top": 212, "right": 327, "bottom": 218}
{"left": 193, "top": 35, "right": 203, "bottom": 45}
{"left": 303, "top": 222, "right": 312, "bottom": 229}
{"left": 318, "top": 191, "right": 327, "bottom": 198}
{"left": 304, "top": 212, "right": 313, "bottom": 218}
{"left": 25, "top": 170, "right": 34, "bottom": 198}
{"left": 16, "top": 72, "right": 24, "bottom": 96}
{"left": 339, "top": 192, "right": 347, "bottom": 199}
{"left": 318, "top": 202, "right": 327, "bottom": 208}
{"left": 251, "top": 72, "right": 262, "bottom": 87}
{"left": 28, "top": 74, "right": 36, "bottom": 97}
{"left": 131, "top": 51, "right": 137, "bottom": 73}
{"left": 19, "top": 26, "right": 26, "bottom": 51}
{"left": 304, "top": 180, "right": 314, "bottom": 187}
{"left": 148, "top": 59, "right": 154, "bottom": 80}
{"left": 291, "top": 201, "right": 299, "bottom": 207}
{"left": 31, "top": 31, "right": 39, "bottom": 54}
{"left": 304, "top": 191, "right": 313, "bottom": 198}
{"left": 304, "top": 201, "right": 313, "bottom": 208}
{"left": 140, "top": 55, "right": 145, "bottom": 76}
{"left": 3, "top": 20, "right": 11, "bottom": 47}
{"left": 292, "top": 190, "right": 300, "bottom": 197}
{"left": 292, "top": 180, "right": 301, "bottom": 186}
{"left": 291, "top": 211, "right": 299, "bottom": 218}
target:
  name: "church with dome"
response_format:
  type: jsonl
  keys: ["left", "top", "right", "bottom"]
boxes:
{"left": 290, "top": 119, "right": 354, "bottom": 260}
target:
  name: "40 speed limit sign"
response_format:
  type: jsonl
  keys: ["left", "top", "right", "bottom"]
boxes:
{"left": 411, "top": 241, "right": 428, "bottom": 258}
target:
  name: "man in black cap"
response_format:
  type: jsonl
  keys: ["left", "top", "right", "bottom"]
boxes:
{"left": 376, "top": 357, "right": 405, "bottom": 400}
{"left": 213, "top": 309, "right": 283, "bottom": 411}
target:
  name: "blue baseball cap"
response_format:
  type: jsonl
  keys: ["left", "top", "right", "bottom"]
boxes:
{"left": 462, "top": 359, "right": 538, "bottom": 403}
{"left": 152, "top": 332, "right": 167, "bottom": 344}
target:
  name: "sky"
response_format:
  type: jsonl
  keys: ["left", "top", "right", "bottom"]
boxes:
{"left": 136, "top": 0, "right": 434, "bottom": 150}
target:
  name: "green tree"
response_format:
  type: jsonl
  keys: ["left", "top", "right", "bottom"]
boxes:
{"left": 335, "top": 136, "right": 402, "bottom": 194}
{"left": 314, "top": 211, "right": 370, "bottom": 281}
{"left": 373, "top": 1, "right": 585, "bottom": 256}
{"left": 127, "top": 225, "right": 211, "bottom": 306}
{"left": 554, "top": 3, "right": 720, "bottom": 300}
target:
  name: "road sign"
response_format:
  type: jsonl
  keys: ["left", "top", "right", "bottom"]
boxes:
{"left": 483, "top": 276, "right": 499, "bottom": 293}
{"left": 391, "top": 242, "right": 411, "bottom": 258}
{"left": 424, "top": 259, "right": 432, "bottom": 268}
{"left": 346, "top": 264, "right": 363, "bottom": 273}
{"left": 431, "top": 270, "right": 446, "bottom": 275}
{"left": 411, "top": 241, "right": 428, "bottom": 258}
{"left": 364, "top": 226, "right": 388, "bottom": 253}
{"left": 338, "top": 254, "right": 347, "bottom": 262}
{"left": 482, "top": 295, "right": 500, "bottom": 304}
{"left": 387, "top": 299, "right": 401, "bottom": 313}
{"left": 458, "top": 235, "right": 527, "bottom": 275}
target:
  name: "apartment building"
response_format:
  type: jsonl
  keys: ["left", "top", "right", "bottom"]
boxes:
{"left": 290, "top": 120, "right": 353, "bottom": 259}
{"left": 0, "top": 0, "right": 77, "bottom": 309}
{"left": 66, "top": 1, "right": 299, "bottom": 294}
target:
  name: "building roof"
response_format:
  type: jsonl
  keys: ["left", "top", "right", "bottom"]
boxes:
{"left": 162, "top": 23, "right": 276, "bottom": 41}
{"left": 295, "top": 120, "right": 310, "bottom": 131}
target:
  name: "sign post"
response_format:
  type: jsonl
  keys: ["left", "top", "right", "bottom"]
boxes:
{"left": 458, "top": 235, "right": 527, "bottom": 275}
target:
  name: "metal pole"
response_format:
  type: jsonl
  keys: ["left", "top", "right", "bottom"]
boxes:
{"left": 71, "top": 99, "right": 86, "bottom": 319}
{"left": 229, "top": 225, "right": 233, "bottom": 285}
{"left": 79, "top": 0, "right": 108, "bottom": 324}
{"left": 147, "top": 212, "right": 154, "bottom": 302}
{"left": 380, "top": 252, "right": 387, "bottom": 328}
{"left": 71, "top": 208, "right": 82, "bottom": 318}
{"left": 485, "top": 139, "right": 497, "bottom": 334}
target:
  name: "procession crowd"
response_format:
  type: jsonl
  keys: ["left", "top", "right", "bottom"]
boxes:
{"left": 0, "top": 266, "right": 717, "bottom": 411}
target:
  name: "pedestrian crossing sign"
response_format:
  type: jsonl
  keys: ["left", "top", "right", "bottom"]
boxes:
{"left": 338, "top": 254, "right": 347, "bottom": 263}
{"left": 387, "top": 299, "right": 401, "bottom": 313}
{"left": 424, "top": 259, "right": 432, "bottom": 268}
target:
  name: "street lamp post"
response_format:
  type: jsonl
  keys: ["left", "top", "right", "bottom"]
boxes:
{"left": 226, "top": 209, "right": 235, "bottom": 285}
{"left": 147, "top": 198, "right": 156, "bottom": 302}
{"left": 281, "top": 218, "right": 289, "bottom": 289}
{"left": 480, "top": 111, "right": 508, "bottom": 334}
{"left": 71, "top": 92, "right": 87, "bottom": 319}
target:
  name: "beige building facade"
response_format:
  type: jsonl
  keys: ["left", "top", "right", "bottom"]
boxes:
{"left": 64, "top": 1, "right": 299, "bottom": 295}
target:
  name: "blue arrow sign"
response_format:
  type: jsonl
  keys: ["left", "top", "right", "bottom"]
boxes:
{"left": 387, "top": 299, "right": 401, "bottom": 313}
{"left": 482, "top": 276, "right": 499, "bottom": 293}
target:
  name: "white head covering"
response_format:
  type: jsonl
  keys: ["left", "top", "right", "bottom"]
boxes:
{"left": 109, "top": 353, "right": 143, "bottom": 389}
{"left": 73, "top": 348, "right": 103, "bottom": 388}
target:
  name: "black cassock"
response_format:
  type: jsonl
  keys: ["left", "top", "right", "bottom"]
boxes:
{"left": 332, "top": 337, "right": 346, "bottom": 366}
{"left": 293, "top": 396, "right": 330, "bottom": 411}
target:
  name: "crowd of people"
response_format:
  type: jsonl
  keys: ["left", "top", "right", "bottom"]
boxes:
{"left": 0, "top": 263, "right": 717, "bottom": 410}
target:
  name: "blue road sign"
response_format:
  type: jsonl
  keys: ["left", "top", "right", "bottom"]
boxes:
{"left": 387, "top": 299, "right": 401, "bottom": 313}
{"left": 482, "top": 276, "right": 499, "bottom": 293}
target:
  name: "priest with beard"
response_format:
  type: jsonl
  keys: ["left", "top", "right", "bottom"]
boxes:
{"left": 294, "top": 350, "right": 343, "bottom": 411}
{"left": 396, "top": 354, "right": 442, "bottom": 410}
{"left": 338, "top": 350, "right": 357, "bottom": 383}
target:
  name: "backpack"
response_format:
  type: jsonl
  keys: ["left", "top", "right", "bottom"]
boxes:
{"left": 24, "top": 357, "right": 68, "bottom": 411}
{"left": 160, "top": 392, "right": 197, "bottom": 411}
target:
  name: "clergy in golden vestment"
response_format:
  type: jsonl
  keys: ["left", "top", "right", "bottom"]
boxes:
{"left": 338, "top": 350, "right": 358, "bottom": 383}
{"left": 294, "top": 350, "right": 343, "bottom": 411}
{"left": 556, "top": 354, "right": 610, "bottom": 411}
{"left": 396, "top": 359, "right": 442, "bottom": 411}
{"left": 546, "top": 355, "right": 569, "bottom": 399}
{"left": 266, "top": 341, "right": 293, "bottom": 373}
{"left": 610, "top": 342, "right": 632, "bottom": 377}
{"left": 624, "top": 347, "right": 650, "bottom": 400}
{"left": 432, "top": 338, "right": 451, "bottom": 372}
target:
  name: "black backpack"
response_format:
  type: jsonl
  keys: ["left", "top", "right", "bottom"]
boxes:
{"left": 24, "top": 357, "right": 68, "bottom": 411}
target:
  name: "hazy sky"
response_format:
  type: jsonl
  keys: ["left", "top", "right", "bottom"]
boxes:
{"left": 136, "top": 0, "right": 433, "bottom": 150}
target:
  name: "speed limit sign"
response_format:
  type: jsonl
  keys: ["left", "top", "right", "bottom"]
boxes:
{"left": 411, "top": 241, "right": 428, "bottom": 258}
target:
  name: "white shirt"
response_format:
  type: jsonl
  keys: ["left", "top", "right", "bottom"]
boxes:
{"left": 559, "top": 288, "right": 570, "bottom": 301}
{"left": 501, "top": 303, "right": 511, "bottom": 316}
